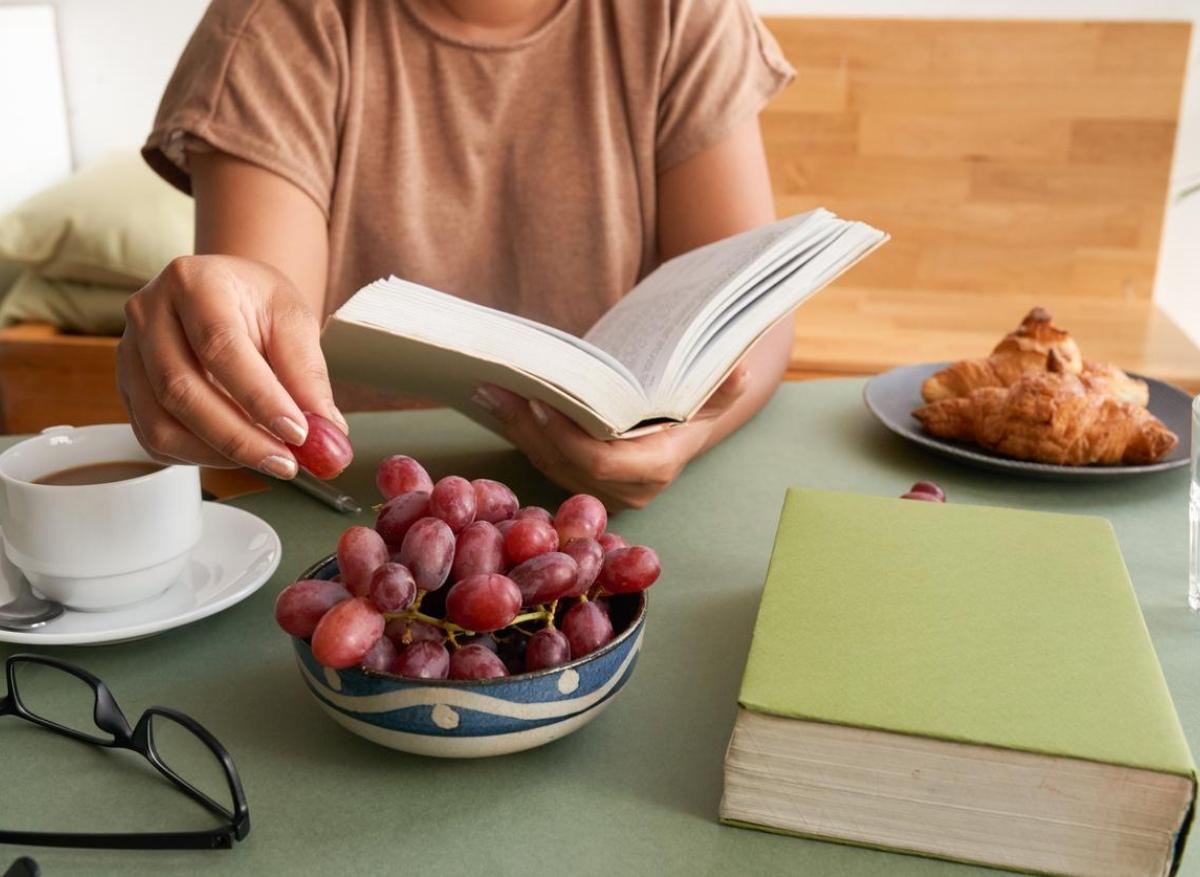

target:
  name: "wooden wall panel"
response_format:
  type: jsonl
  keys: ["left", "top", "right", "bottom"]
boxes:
{"left": 761, "top": 19, "right": 1191, "bottom": 301}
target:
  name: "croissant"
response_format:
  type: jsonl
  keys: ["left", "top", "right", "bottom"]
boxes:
{"left": 911, "top": 373, "right": 1177, "bottom": 466}
{"left": 1079, "top": 361, "right": 1150, "bottom": 407}
{"left": 919, "top": 308, "right": 1149, "bottom": 407}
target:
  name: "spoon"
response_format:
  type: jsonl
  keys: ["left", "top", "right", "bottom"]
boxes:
{"left": 0, "top": 587, "right": 64, "bottom": 631}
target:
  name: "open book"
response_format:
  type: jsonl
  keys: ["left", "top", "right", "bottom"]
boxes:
{"left": 322, "top": 209, "right": 886, "bottom": 439}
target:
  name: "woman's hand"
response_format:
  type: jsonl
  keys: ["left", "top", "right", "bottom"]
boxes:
{"left": 117, "top": 254, "right": 345, "bottom": 477}
{"left": 471, "top": 364, "right": 749, "bottom": 509}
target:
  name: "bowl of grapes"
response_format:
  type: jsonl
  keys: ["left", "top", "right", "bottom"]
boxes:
{"left": 274, "top": 453, "right": 659, "bottom": 758}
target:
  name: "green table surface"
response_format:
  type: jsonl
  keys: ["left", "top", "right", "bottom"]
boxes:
{"left": 2, "top": 379, "right": 1196, "bottom": 877}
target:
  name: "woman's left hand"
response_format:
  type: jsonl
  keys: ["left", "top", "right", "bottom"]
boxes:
{"left": 471, "top": 365, "right": 749, "bottom": 510}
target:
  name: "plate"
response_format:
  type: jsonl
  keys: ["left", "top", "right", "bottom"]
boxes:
{"left": 0, "top": 502, "right": 280, "bottom": 645}
{"left": 863, "top": 362, "right": 1193, "bottom": 480}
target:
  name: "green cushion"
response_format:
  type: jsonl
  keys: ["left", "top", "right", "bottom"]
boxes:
{"left": 0, "top": 269, "right": 131, "bottom": 335}
{"left": 0, "top": 151, "right": 193, "bottom": 288}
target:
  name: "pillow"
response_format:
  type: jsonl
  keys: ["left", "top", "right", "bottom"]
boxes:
{"left": 0, "top": 151, "right": 193, "bottom": 288}
{"left": 0, "top": 260, "right": 20, "bottom": 299}
{"left": 0, "top": 270, "right": 132, "bottom": 335}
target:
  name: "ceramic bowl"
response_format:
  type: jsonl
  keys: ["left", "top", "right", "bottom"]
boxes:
{"left": 292, "top": 554, "right": 648, "bottom": 758}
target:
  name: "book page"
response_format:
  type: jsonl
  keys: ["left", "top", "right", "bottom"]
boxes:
{"left": 668, "top": 225, "right": 883, "bottom": 407}
{"left": 328, "top": 278, "right": 650, "bottom": 430}
{"left": 583, "top": 210, "right": 833, "bottom": 391}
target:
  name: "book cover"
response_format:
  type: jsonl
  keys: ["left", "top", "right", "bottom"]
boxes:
{"left": 730, "top": 488, "right": 1196, "bottom": 868}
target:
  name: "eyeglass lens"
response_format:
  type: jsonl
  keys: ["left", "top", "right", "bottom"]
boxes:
{"left": 10, "top": 661, "right": 113, "bottom": 744}
{"left": 146, "top": 713, "right": 236, "bottom": 819}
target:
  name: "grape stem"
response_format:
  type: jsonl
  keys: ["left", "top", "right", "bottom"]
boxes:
{"left": 381, "top": 604, "right": 558, "bottom": 647}
{"left": 512, "top": 609, "right": 553, "bottom": 626}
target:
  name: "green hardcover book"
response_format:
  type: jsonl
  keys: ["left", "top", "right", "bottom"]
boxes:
{"left": 720, "top": 488, "right": 1196, "bottom": 877}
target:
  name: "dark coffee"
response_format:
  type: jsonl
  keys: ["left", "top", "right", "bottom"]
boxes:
{"left": 34, "top": 461, "right": 165, "bottom": 486}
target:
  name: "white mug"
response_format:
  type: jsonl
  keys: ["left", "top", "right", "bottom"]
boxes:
{"left": 0, "top": 424, "right": 201, "bottom": 611}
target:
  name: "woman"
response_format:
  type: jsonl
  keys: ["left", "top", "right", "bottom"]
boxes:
{"left": 124, "top": 0, "right": 794, "bottom": 508}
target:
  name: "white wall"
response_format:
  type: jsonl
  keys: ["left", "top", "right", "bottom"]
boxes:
{"left": 54, "top": 0, "right": 208, "bottom": 165}
{"left": 2, "top": 0, "right": 1197, "bottom": 341}
{"left": 0, "top": 5, "right": 71, "bottom": 206}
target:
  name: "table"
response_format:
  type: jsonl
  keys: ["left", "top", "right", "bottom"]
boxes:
{"left": 2, "top": 380, "right": 1196, "bottom": 876}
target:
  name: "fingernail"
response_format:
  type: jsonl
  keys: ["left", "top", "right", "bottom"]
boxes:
{"left": 328, "top": 406, "right": 350, "bottom": 434}
{"left": 260, "top": 454, "right": 298, "bottom": 480}
{"left": 471, "top": 387, "right": 501, "bottom": 414}
{"left": 529, "top": 399, "right": 550, "bottom": 426}
{"left": 270, "top": 416, "right": 307, "bottom": 446}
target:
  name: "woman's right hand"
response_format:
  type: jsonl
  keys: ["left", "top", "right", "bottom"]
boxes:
{"left": 117, "top": 254, "right": 345, "bottom": 478}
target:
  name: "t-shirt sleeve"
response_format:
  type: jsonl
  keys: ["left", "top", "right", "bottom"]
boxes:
{"left": 142, "top": 0, "right": 346, "bottom": 218}
{"left": 655, "top": 0, "right": 795, "bottom": 172}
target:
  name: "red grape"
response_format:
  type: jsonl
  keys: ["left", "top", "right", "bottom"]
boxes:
{"left": 451, "top": 521, "right": 505, "bottom": 581}
{"left": 901, "top": 491, "right": 941, "bottom": 502}
{"left": 525, "top": 627, "right": 571, "bottom": 671}
{"left": 597, "top": 532, "right": 628, "bottom": 555}
{"left": 445, "top": 574, "right": 522, "bottom": 632}
{"left": 561, "top": 538, "right": 603, "bottom": 597}
{"left": 393, "top": 641, "right": 450, "bottom": 679}
{"left": 287, "top": 412, "right": 353, "bottom": 480}
{"left": 906, "top": 481, "right": 946, "bottom": 502}
{"left": 274, "top": 579, "right": 351, "bottom": 638}
{"left": 376, "top": 455, "right": 433, "bottom": 499}
{"left": 472, "top": 479, "right": 518, "bottom": 524}
{"left": 429, "top": 475, "right": 477, "bottom": 533}
{"left": 598, "top": 546, "right": 660, "bottom": 594}
{"left": 368, "top": 562, "right": 417, "bottom": 613}
{"left": 398, "top": 517, "right": 456, "bottom": 592}
{"left": 336, "top": 526, "right": 389, "bottom": 597}
{"left": 384, "top": 617, "right": 443, "bottom": 647}
{"left": 311, "top": 597, "right": 385, "bottom": 669}
{"left": 514, "top": 506, "right": 552, "bottom": 524}
{"left": 554, "top": 494, "right": 607, "bottom": 545}
{"left": 496, "top": 519, "right": 518, "bottom": 540}
{"left": 509, "top": 552, "right": 579, "bottom": 605}
{"left": 449, "top": 644, "right": 508, "bottom": 680}
{"left": 460, "top": 633, "right": 499, "bottom": 653}
{"left": 562, "top": 601, "right": 614, "bottom": 658}
{"left": 504, "top": 518, "right": 558, "bottom": 565}
{"left": 361, "top": 636, "right": 398, "bottom": 673}
{"left": 375, "top": 490, "right": 430, "bottom": 548}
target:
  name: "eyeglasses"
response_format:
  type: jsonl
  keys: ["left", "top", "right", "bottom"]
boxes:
{"left": 0, "top": 653, "right": 250, "bottom": 850}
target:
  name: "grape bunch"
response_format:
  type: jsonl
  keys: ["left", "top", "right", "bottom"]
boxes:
{"left": 275, "top": 456, "right": 661, "bottom": 680}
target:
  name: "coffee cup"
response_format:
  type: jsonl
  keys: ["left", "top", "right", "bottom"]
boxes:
{"left": 0, "top": 424, "right": 201, "bottom": 611}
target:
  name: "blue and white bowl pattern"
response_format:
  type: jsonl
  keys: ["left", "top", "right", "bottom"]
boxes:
{"left": 292, "top": 556, "right": 647, "bottom": 758}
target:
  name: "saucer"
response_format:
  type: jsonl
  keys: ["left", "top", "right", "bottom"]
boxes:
{"left": 0, "top": 502, "right": 280, "bottom": 645}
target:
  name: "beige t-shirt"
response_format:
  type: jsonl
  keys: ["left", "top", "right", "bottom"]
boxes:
{"left": 144, "top": 0, "right": 794, "bottom": 335}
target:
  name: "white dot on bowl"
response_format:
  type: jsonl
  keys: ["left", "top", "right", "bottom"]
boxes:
{"left": 557, "top": 669, "right": 580, "bottom": 694}
{"left": 323, "top": 667, "right": 342, "bottom": 691}
{"left": 431, "top": 703, "right": 459, "bottom": 729}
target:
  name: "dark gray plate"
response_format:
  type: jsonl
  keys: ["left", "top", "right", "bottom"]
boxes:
{"left": 863, "top": 362, "right": 1192, "bottom": 479}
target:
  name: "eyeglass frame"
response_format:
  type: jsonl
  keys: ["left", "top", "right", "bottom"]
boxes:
{"left": 0, "top": 653, "right": 250, "bottom": 850}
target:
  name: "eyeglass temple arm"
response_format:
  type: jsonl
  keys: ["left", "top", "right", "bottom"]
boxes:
{"left": 0, "top": 828, "right": 235, "bottom": 851}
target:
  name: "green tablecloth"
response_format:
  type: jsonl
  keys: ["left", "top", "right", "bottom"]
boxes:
{"left": 2, "top": 380, "right": 1196, "bottom": 876}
